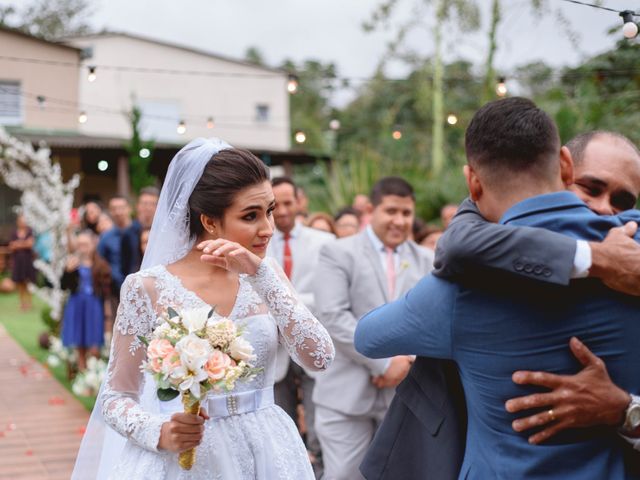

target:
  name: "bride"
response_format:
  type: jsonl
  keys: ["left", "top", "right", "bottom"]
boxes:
{"left": 71, "top": 138, "right": 335, "bottom": 479}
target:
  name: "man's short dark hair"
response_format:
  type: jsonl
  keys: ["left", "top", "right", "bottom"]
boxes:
{"left": 334, "top": 206, "right": 361, "bottom": 222}
{"left": 272, "top": 176, "right": 298, "bottom": 196}
{"left": 108, "top": 194, "right": 130, "bottom": 205}
{"left": 566, "top": 131, "right": 640, "bottom": 166}
{"left": 139, "top": 186, "right": 160, "bottom": 198}
{"left": 465, "top": 97, "right": 560, "bottom": 185}
{"left": 369, "top": 177, "right": 415, "bottom": 206}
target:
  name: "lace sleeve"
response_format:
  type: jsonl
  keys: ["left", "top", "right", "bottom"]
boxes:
{"left": 100, "top": 274, "right": 169, "bottom": 452}
{"left": 246, "top": 257, "right": 335, "bottom": 371}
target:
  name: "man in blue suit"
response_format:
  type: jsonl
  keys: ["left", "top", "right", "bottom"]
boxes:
{"left": 355, "top": 97, "right": 640, "bottom": 479}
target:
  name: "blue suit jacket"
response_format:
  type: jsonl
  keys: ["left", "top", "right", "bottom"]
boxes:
{"left": 356, "top": 191, "right": 640, "bottom": 479}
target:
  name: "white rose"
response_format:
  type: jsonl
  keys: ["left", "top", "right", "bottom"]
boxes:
{"left": 47, "top": 354, "right": 61, "bottom": 368}
{"left": 86, "top": 356, "right": 98, "bottom": 370}
{"left": 175, "top": 334, "right": 213, "bottom": 372}
{"left": 181, "top": 307, "right": 211, "bottom": 333}
{"left": 72, "top": 380, "right": 85, "bottom": 396}
{"left": 84, "top": 371, "right": 99, "bottom": 390}
{"left": 153, "top": 322, "right": 171, "bottom": 338}
{"left": 229, "top": 337, "right": 256, "bottom": 363}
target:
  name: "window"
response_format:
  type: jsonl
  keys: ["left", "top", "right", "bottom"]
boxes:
{"left": 255, "top": 104, "right": 270, "bottom": 122}
{"left": 0, "top": 81, "right": 22, "bottom": 126}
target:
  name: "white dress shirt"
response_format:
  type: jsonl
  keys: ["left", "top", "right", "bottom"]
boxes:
{"left": 365, "top": 225, "right": 405, "bottom": 274}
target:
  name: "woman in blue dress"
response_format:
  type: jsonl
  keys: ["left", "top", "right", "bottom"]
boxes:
{"left": 61, "top": 230, "right": 112, "bottom": 371}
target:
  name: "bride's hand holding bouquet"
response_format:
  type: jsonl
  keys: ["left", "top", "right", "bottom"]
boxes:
{"left": 141, "top": 304, "right": 259, "bottom": 470}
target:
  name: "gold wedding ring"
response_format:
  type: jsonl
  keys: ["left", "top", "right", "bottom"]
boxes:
{"left": 548, "top": 409, "right": 556, "bottom": 421}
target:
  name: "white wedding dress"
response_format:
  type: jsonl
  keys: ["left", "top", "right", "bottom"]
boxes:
{"left": 99, "top": 257, "right": 334, "bottom": 479}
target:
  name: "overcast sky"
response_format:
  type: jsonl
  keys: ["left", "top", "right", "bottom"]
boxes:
{"left": 2, "top": 0, "right": 631, "bottom": 103}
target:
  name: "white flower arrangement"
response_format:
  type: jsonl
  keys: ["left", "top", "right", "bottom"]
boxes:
{"left": 141, "top": 306, "right": 260, "bottom": 402}
{"left": 0, "top": 127, "right": 79, "bottom": 320}
{"left": 71, "top": 357, "right": 107, "bottom": 397}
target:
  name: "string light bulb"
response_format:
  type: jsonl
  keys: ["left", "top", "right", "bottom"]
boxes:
{"left": 329, "top": 119, "right": 341, "bottom": 131}
{"left": 620, "top": 11, "right": 639, "bottom": 38}
{"left": 177, "top": 120, "right": 186, "bottom": 135}
{"left": 139, "top": 148, "right": 150, "bottom": 159}
{"left": 206, "top": 117, "right": 215, "bottom": 129}
{"left": 447, "top": 114, "right": 458, "bottom": 125}
{"left": 78, "top": 111, "right": 88, "bottom": 124}
{"left": 36, "top": 95, "right": 46, "bottom": 109}
{"left": 87, "top": 66, "right": 97, "bottom": 82}
{"left": 496, "top": 77, "right": 508, "bottom": 97}
{"left": 392, "top": 128, "right": 402, "bottom": 140}
{"left": 287, "top": 74, "right": 299, "bottom": 94}
{"left": 294, "top": 130, "right": 306, "bottom": 144}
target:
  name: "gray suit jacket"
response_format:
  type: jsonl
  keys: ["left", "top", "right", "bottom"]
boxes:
{"left": 313, "top": 230, "right": 433, "bottom": 416}
{"left": 433, "top": 198, "right": 577, "bottom": 284}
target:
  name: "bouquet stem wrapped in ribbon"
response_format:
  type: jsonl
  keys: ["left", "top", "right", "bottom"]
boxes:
{"left": 179, "top": 392, "right": 200, "bottom": 470}
{"left": 140, "top": 306, "right": 259, "bottom": 470}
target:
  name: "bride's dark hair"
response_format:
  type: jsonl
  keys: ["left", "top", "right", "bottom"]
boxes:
{"left": 188, "top": 148, "right": 269, "bottom": 238}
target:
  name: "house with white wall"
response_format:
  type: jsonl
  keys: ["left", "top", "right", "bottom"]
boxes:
{"left": 64, "top": 32, "right": 291, "bottom": 152}
{"left": 1, "top": 27, "right": 316, "bottom": 221}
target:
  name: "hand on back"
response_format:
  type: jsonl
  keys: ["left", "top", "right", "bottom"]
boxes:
{"left": 590, "top": 221, "right": 640, "bottom": 296}
{"left": 372, "top": 356, "right": 412, "bottom": 389}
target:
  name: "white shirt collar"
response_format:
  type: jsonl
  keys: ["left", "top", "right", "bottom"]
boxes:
{"left": 366, "top": 225, "right": 405, "bottom": 253}
{"left": 276, "top": 222, "right": 301, "bottom": 240}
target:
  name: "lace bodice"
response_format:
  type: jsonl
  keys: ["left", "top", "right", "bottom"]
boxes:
{"left": 100, "top": 257, "right": 334, "bottom": 453}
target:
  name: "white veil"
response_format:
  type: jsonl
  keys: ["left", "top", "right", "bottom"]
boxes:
{"left": 71, "top": 137, "right": 232, "bottom": 479}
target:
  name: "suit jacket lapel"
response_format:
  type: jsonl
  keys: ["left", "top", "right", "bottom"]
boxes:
{"left": 360, "top": 232, "right": 389, "bottom": 302}
{"left": 394, "top": 245, "right": 410, "bottom": 298}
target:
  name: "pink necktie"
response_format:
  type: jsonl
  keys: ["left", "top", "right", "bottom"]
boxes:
{"left": 385, "top": 247, "right": 396, "bottom": 299}
{"left": 283, "top": 233, "right": 292, "bottom": 279}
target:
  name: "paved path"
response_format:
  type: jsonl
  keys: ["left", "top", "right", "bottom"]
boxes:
{"left": 0, "top": 324, "right": 89, "bottom": 480}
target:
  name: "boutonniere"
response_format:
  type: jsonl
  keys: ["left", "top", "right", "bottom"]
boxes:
{"left": 400, "top": 260, "right": 410, "bottom": 272}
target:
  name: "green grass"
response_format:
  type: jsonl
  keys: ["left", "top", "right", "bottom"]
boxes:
{"left": 0, "top": 293, "right": 95, "bottom": 411}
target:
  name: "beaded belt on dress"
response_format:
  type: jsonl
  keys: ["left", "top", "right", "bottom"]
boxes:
{"left": 205, "top": 387, "right": 274, "bottom": 419}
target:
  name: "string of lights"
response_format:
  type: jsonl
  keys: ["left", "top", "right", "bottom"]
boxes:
{"left": 0, "top": 87, "right": 289, "bottom": 134}
{"left": 0, "top": 87, "right": 290, "bottom": 121}
{"left": 559, "top": 0, "right": 640, "bottom": 38}
{"left": 6, "top": 50, "right": 640, "bottom": 93}
{"left": 0, "top": 55, "right": 285, "bottom": 79}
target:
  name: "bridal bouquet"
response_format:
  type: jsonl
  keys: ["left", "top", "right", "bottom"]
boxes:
{"left": 139, "top": 306, "right": 258, "bottom": 470}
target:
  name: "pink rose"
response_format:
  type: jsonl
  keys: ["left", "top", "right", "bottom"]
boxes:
{"left": 147, "top": 339, "right": 175, "bottom": 373}
{"left": 205, "top": 350, "right": 231, "bottom": 381}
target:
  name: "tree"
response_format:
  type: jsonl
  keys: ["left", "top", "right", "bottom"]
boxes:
{"left": 245, "top": 47, "right": 266, "bottom": 66}
{"left": 125, "top": 106, "right": 157, "bottom": 195}
{"left": 481, "top": 0, "right": 581, "bottom": 102}
{"left": 281, "top": 58, "right": 337, "bottom": 152}
{"left": 363, "top": 0, "right": 480, "bottom": 174}
{"left": 3, "top": 0, "right": 93, "bottom": 40}
{"left": 0, "top": 5, "right": 16, "bottom": 26}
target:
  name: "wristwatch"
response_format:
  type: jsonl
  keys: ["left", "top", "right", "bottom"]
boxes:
{"left": 622, "top": 395, "right": 640, "bottom": 433}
